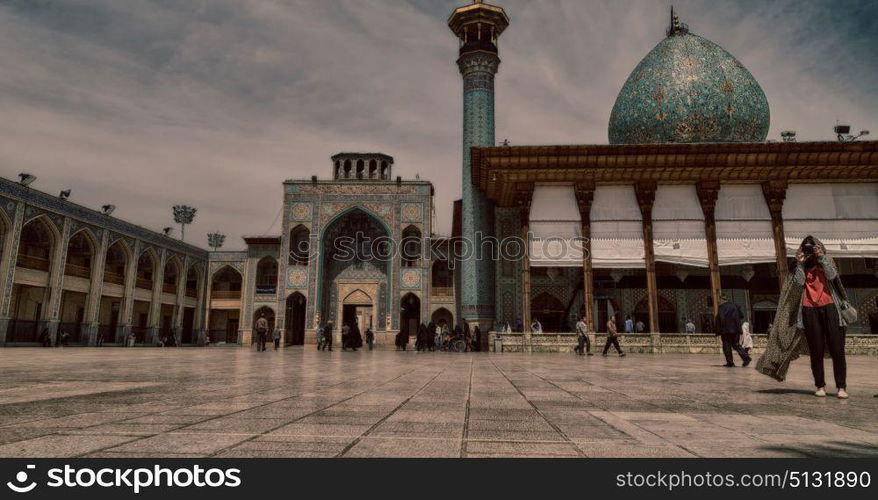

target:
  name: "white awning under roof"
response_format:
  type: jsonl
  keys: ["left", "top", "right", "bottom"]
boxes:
{"left": 591, "top": 185, "right": 645, "bottom": 268}
{"left": 783, "top": 183, "right": 878, "bottom": 257}
{"left": 715, "top": 184, "right": 776, "bottom": 265}
{"left": 528, "top": 185, "right": 583, "bottom": 267}
{"left": 653, "top": 185, "right": 707, "bottom": 267}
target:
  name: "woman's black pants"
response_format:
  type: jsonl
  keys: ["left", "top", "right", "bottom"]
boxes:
{"left": 802, "top": 304, "right": 846, "bottom": 389}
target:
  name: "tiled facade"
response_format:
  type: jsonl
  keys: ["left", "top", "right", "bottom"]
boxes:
{"left": 0, "top": 178, "right": 208, "bottom": 346}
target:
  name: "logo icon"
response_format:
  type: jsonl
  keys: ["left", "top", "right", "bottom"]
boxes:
{"left": 7, "top": 465, "right": 37, "bottom": 493}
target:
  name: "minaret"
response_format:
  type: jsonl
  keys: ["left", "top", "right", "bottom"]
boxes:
{"left": 449, "top": 0, "right": 509, "bottom": 340}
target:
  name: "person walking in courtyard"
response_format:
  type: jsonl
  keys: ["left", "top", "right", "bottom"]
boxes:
{"left": 473, "top": 325, "right": 481, "bottom": 352}
{"left": 531, "top": 318, "right": 542, "bottom": 334}
{"left": 603, "top": 316, "right": 625, "bottom": 357}
{"left": 341, "top": 323, "right": 351, "bottom": 351}
{"left": 624, "top": 315, "right": 634, "bottom": 334}
{"left": 757, "top": 236, "right": 850, "bottom": 399}
{"left": 39, "top": 328, "right": 51, "bottom": 347}
{"left": 255, "top": 312, "right": 269, "bottom": 352}
{"left": 434, "top": 323, "right": 442, "bottom": 352}
{"left": 351, "top": 323, "right": 362, "bottom": 351}
{"left": 574, "top": 314, "right": 593, "bottom": 356}
{"left": 366, "top": 327, "right": 374, "bottom": 350}
{"left": 716, "top": 295, "right": 751, "bottom": 367}
{"left": 634, "top": 319, "right": 645, "bottom": 333}
{"left": 740, "top": 320, "right": 753, "bottom": 356}
{"left": 272, "top": 328, "right": 281, "bottom": 350}
{"left": 395, "top": 329, "right": 408, "bottom": 351}
{"left": 321, "top": 321, "right": 333, "bottom": 351}
{"left": 685, "top": 318, "right": 697, "bottom": 334}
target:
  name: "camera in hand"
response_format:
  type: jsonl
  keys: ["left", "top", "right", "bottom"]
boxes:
{"left": 802, "top": 243, "right": 815, "bottom": 256}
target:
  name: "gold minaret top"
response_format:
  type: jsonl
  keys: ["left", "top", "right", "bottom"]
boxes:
{"left": 448, "top": 0, "right": 509, "bottom": 52}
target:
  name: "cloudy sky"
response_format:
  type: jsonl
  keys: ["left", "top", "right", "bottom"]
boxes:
{"left": 1, "top": 0, "right": 876, "bottom": 249}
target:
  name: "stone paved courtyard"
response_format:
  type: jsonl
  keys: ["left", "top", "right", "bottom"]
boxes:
{"left": 0, "top": 347, "right": 877, "bottom": 458}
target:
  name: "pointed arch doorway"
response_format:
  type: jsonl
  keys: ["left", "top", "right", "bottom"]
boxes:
{"left": 335, "top": 282, "right": 379, "bottom": 344}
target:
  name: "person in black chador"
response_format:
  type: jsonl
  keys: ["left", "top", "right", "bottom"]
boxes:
{"left": 416, "top": 323, "right": 428, "bottom": 351}
{"left": 350, "top": 323, "right": 362, "bottom": 351}
{"left": 395, "top": 329, "right": 408, "bottom": 351}
{"left": 715, "top": 295, "right": 751, "bottom": 367}
{"left": 321, "top": 322, "right": 333, "bottom": 351}
{"left": 472, "top": 326, "right": 481, "bottom": 352}
{"left": 427, "top": 321, "right": 436, "bottom": 351}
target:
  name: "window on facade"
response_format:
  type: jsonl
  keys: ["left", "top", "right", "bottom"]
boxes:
{"left": 288, "top": 225, "right": 310, "bottom": 266}
{"left": 256, "top": 257, "right": 278, "bottom": 295}
{"left": 16, "top": 219, "right": 53, "bottom": 271}
{"left": 401, "top": 225, "right": 422, "bottom": 267}
{"left": 135, "top": 252, "right": 156, "bottom": 289}
{"left": 64, "top": 231, "right": 93, "bottom": 278}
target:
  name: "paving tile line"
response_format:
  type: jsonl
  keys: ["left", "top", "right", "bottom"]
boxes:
{"left": 204, "top": 366, "right": 434, "bottom": 458}
{"left": 487, "top": 359, "right": 587, "bottom": 458}
{"left": 78, "top": 365, "right": 424, "bottom": 458}
{"left": 0, "top": 368, "right": 336, "bottom": 430}
{"left": 525, "top": 363, "right": 849, "bottom": 457}
{"left": 522, "top": 367, "right": 691, "bottom": 455}
{"left": 336, "top": 361, "right": 457, "bottom": 458}
{"left": 460, "top": 357, "right": 474, "bottom": 457}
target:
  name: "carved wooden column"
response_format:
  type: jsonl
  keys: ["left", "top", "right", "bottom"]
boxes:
{"left": 574, "top": 181, "right": 595, "bottom": 332}
{"left": 635, "top": 182, "right": 659, "bottom": 334}
{"left": 517, "top": 185, "right": 534, "bottom": 343}
{"left": 697, "top": 181, "right": 722, "bottom": 318}
{"left": 762, "top": 181, "right": 789, "bottom": 292}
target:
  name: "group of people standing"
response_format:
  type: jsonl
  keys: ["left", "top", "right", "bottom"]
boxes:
{"left": 397, "top": 322, "right": 481, "bottom": 352}
{"left": 316, "top": 321, "right": 374, "bottom": 351}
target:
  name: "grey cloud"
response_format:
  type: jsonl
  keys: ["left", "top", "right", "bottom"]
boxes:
{"left": 0, "top": 0, "right": 875, "bottom": 249}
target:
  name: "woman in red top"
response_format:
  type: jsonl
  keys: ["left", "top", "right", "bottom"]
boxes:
{"left": 794, "top": 236, "right": 848, "bottom": 399}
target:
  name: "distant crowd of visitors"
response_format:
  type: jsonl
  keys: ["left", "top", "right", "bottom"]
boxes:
{"left": 312, "top": 320, "right": 481, "bottom": 353}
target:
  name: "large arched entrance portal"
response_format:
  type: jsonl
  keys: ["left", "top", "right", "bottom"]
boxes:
{"left": 285, "top": 292, "right": 306, "bottom": 345}
{"left": 319, "top": 208, "right": 390, "bottom": 333}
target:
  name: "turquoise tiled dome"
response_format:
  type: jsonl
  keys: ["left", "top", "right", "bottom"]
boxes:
{"left": 608, "top": 17, "right": 770, "bottom": 145}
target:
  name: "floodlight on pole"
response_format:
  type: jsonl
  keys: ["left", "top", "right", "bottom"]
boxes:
{"left": 101, "top": 204, "right": 116, "bottom": 216}
{"left": 780, "top": 130, "right": 796, "bottom": 143}
{"left": 835, "top": 121, "right": 870, "bottom": 142}
{"left": 59, "top": 189, "right": 71, "bottom": 200}
{"left": 172, "top": 205, "right": 197, "bottom": 242}
{"left": 207, "top": 232, "right": 226, "bottom": 251}
{"left": 163, "top": 227, "right": 173, "bottom": 236}
{"left": 18, "top": 173, "right": 36, "bottom": 186}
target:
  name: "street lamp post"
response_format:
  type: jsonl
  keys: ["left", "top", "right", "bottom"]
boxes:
{"left": 172, "top": 205, "right": 197, "bottom": 242}
{"left": 208, "top": 232, "right": 226, "bottom": 251}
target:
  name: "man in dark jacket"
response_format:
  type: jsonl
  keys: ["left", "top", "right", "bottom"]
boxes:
{"left": 715, "top": 295, "right": 751, "bottom": 367}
